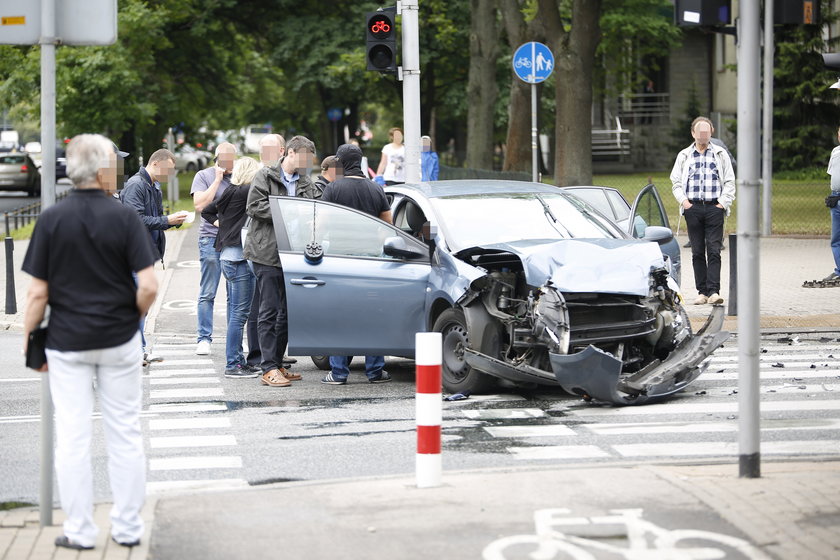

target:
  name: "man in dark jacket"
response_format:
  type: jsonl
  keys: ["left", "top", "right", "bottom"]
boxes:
{"left": 120, "top": 148, "right": 186, "bottom": 358}
{"left": 244, "top": 135, "right": 317, "bottom": 387}
{"left": 313, "top": 155, "right": 339, "bottom": 196}
{"left": 320, "top": 143, "right": 392, "bottom": 385}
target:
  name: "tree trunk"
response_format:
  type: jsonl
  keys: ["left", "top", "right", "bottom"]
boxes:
{"left": 546, "top": 0, "right": 601, "bottom": 186}
{"left": 465, "top": 0, "right": 499, "bottom": 170}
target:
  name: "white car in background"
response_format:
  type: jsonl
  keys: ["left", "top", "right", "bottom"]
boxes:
{"left": 242, "top": 124, "right": 271, "bottom": 154}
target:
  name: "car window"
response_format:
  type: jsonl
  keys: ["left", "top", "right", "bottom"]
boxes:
{"left": 277, "top": 198, "right": 413, "bottom": 259}
{"left": 0, "top": 155, "right": 25, "bottom": 164}
{"left": 431, "top": 193, "right": 623, "bottom": 252}
{"left": 631, "top": 187, "right": 668, "bottom": 237}
{"left": 566, "top": 189, "right": 613, "bottom": 219}
{"left": 606, "top": 190, "right": 631, "bottom": 222}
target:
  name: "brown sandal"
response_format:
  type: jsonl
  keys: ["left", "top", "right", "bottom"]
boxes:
{"left": 261, "top": 369, "right": 291, "bottom": 387}
{"left": 280, "top": 367, "right": 301, "bottom": 381}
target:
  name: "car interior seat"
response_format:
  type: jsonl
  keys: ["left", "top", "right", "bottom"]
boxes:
{"left": 405, "top": 202, "right": 429, "bottom": 241}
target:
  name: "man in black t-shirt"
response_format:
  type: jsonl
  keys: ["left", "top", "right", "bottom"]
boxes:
{"left": 320, "top": 143, "right": 393, "bottom": 385}
{"left": 22, "top": 134, "right": 158, "bottom": 551}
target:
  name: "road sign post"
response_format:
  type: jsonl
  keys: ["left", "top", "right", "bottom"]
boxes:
{"left": 513, "top": 42, "right": 553, "bottom": 182}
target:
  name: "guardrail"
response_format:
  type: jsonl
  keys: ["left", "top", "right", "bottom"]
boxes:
{"left": 3, "top": 191, "right": 69, "bottom": 236}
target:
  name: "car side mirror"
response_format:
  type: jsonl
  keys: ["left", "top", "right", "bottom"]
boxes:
{"left": 383, "top": 236, "right": 425, "bottom": 259}
{"left": 643, "top": 226, "right": 674, "bottom": 246}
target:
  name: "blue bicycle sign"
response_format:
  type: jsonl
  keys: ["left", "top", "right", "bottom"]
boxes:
{"left": 513, "top": 42, "right": 554, "bottom": 84}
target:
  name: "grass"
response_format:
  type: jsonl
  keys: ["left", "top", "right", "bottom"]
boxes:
{"left": 591, "top": 173, "right": 830, "bottom": 236}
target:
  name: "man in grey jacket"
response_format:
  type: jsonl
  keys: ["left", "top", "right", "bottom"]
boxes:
{"left": 671, "top": 116, "right": 736, "bottom": 306}
{"left": 244, "top": 135, "right": 317, "bottom": 387}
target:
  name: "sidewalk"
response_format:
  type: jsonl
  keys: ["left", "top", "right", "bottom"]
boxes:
{"left": 2, "top": 461, "right": 837, "bottom": 558}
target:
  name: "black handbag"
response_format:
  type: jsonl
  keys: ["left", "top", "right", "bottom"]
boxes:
{"left": 826, "top": 194, "right": 840, "bottom": 208}
{"left": 25, "top": 327, "right": 47, "bottom": 370}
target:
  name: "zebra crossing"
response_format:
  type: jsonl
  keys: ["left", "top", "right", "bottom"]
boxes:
{"left": 447, "top": 336, "right": 840, "bottom": 463}
{"left": 142, "top": 338, "right": 248, "bottom": 494}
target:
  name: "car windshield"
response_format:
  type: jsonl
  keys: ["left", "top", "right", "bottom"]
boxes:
{"left": 430, "top": 192, "right": 623, "bottom": 252}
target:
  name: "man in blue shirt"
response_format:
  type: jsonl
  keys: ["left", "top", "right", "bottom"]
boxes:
{"left": 191, "top": 142, "right": 237, "bottom": 355}
{"left": 671, "top": 117, "right": 736, "bottom": 306}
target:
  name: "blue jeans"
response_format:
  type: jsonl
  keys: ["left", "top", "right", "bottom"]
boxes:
{"left": 831, "top": 198, "right": 840, "bottom": 276}
{"left": 329, "top": 355, "right": 385, "bottom": 381}
{"left": 221, "top": 259, "right": 255, "bottom": 369}
{"left": 197, "top": 236, "right": 221, "bottom": 343}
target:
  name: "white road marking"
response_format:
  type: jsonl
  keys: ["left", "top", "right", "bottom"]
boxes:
{"left": 148, "top": 377, "right": 221, "bottom": 386}
{"left": 147, "top": 403, "right": 227, "bottom": 413}
{"left": 484, "top": 425, "right": 576, "bottom": 438}
{"left": 150, "top": 435, "right": 237, "bottom": 448}
{"left": 145, "top": 369, "right": 218, "bottom": 377}
{"left": 150, "top": 388, "right": 224, "bottom": 399}
{"left": 149, "top": 456, "right": 242, "bottom": 471}
{"left": 701, "top": 370, "right": 840, "bottom": 381}
{"left": 613, "top": 440, "right": 840, "bottom": 458}
{"left": 508, "top": 445, "right": 611, "bottom": 460}
{"left": 583, "top": 418, "right": 840, "bottom": 435}
{"left": 566, "top": 399, "right": 840, "bottom": 417}
{"left": 148, "top": 359, "right": 213, "bottom": 367}
{"left": 146, "top": 479, "right": 248, "bottom": 494}
{"left": 462, "top": 408, "right": 546, "bottom": 420}
{"left": 148, "top": 418, "right": 231, "bottom": 430}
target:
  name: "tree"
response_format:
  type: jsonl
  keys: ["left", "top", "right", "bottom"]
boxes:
{"left": 465, "top": 0, "right": 500, "bottom": 169}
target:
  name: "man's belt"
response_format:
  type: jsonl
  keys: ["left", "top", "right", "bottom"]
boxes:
{"left": 689, "top": 199, "right": 719, "bottom": 205}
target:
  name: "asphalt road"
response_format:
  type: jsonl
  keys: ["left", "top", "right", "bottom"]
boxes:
{"left": 0, "top": 179, "right": 72, "bottom": 217}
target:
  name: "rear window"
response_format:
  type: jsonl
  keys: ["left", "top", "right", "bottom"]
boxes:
{"left": 0, "top": 155, "right": 25, "bottom": 164}
{"left": 248, "top": 127, "right": 271, "bottom": 134}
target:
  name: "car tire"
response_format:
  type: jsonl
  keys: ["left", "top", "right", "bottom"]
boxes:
{"left": 311, "top": 355, "right": 352, "bottom": 370}
{"left": 28, "top": 179, "right": 41, "bottom": 198}
{"left": 186, "top": 162, "right": 197, "bottom": 172}
{"left": 433, "top": 308, "right": 497, "bottom": 394}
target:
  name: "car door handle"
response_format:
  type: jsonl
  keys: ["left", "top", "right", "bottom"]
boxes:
{"left": 290, "top": 278, "right": 326, "bottom": 287}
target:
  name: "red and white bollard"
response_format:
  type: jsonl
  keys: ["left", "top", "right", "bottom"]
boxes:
{"left": 415, "top": 332, "right": 442, "bottom": 488}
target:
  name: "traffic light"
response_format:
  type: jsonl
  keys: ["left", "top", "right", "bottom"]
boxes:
{"left": 674, "top": 0, "right": 731, "bottom": 27}
{"left": 775, "top": 0, "right": 820, "bottom": 25}
{"left": 366, "top": 8, "right": 397, "bottom": 73}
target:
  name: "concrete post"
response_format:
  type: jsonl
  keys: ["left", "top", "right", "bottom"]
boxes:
{"left": 737, "top": 0, "right": 762, "bottom": 479}
{"left": 401, "top": 0, "right": 421, "bottom": 183}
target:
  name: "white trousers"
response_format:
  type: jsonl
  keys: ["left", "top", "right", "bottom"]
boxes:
{"left": 46, "top": 332, "right": 145, "bottom": 547}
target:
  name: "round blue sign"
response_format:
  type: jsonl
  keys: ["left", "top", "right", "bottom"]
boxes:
{"left": 513, "top": 42, "right": 554, "bottom": 84}
{"left": 327, "top": 108, "right": 343, "bottom": 122}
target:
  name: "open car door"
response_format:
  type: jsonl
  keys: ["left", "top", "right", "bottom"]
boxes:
{"left": 268, "top": 196, "right": 431, "bottom": 357}
{"left": 629, "top": 183, "right": 682, "bottom": 285}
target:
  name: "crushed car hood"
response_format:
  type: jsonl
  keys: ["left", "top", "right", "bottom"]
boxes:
{"left": 470, "top": 239, "right": 665, "bottom": 296}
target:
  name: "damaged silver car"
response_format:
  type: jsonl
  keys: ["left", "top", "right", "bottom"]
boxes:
{"left": 269, "top": 180, "right": 728, "bottom": 405}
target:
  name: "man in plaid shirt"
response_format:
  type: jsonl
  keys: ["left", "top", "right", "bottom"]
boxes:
{"left": 671, "top": 117, "right": 736, "bottom": 305}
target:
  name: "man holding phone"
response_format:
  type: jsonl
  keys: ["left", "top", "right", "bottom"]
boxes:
{"left": 191, "top": 142, "right": 237, "bottom": 355}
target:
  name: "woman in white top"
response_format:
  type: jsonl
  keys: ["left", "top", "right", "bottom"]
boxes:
{"left": 377, "top": 127, "right": 405, "bottom": 185}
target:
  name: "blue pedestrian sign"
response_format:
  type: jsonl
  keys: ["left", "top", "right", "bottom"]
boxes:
{"left": 513, "top": 42, "right": 554, "bottom": 84}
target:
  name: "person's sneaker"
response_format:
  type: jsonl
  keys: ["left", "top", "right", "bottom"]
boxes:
{"left": 368, "top": 371, "right": 392, "bottom": 384}
{"left": 823, "top": 272, "right": 840, "bottom": 282}
{"left": 707, "top": 293, "right": 724, "bottom": 305}
{"left": 242, "top": 363, "right": 262, "bottom": 374}
{"left": 693, "top": 294, "right": 708, "bottom": 305}
{"left": 224, "top": 366, "right": 260, "bottom": 379}
{"left": 144, "top": 352, "right": 163, "bottom": 364}
{"left": 111, "top": 536, "right": 140, "bottom": 548}
{"left": 195, "top": 340, "right": 211, "bottom": 355}
{"left": 321, "top": 373, "right": 347, "bottom": 385}
{"left": 282, "top": 356, "right": 298, "bottom": 365}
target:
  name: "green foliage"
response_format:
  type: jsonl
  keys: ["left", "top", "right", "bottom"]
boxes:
{"left": 773, "top": 0, "right": 840, "bottom": 172}
{"left": 669, "top": 81, "right": 702, "bottom": 153}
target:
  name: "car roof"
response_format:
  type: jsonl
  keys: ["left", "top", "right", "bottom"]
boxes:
{"left": 386, "top": 180, "right": 565, "bottom": 199}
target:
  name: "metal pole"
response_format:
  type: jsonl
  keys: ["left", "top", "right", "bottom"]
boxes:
{"left": 761, "top": 0, "right": 774, "bottom": 235}
{"left": 401, "top": 0, "right": 421, "bottom": 184}
{"left": 727, "top": 233, "right": 737, "bottom": 316}
{"left": 39, "top": 0, "right": 56, "bottom": 526}
{"left": 531, "top": 83, "right": 538, "bottom": 182}
{"left": 737, "top": 0, "right": 762, "bottom": 479}
{"left": 166, "top": 128, "right": 177, "bottom": 205}
{"left": 4, "top": 238, "right": 15, "bottom": 314}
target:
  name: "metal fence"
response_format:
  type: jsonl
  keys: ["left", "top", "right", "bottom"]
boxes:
{"left": 3, "top": 191, "right": 70, "bottom": 237}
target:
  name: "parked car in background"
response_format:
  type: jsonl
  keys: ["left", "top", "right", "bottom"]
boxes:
{"left": 171, "top": 144, "right": 205, "bottom": 172}
{"left": 0, "top": 153, "right": 41, "bottom": 196}
{"left": 268, "top": 180, "right": 728, "bottom": 405}
{"left": 24, "top": 142, "right": 68, "bottom": 180}
{"left": 243, "top": 124, "right": 271, "bottom": 154}
{"left": 0, "top": 130, "right": 20, "bottom": 152}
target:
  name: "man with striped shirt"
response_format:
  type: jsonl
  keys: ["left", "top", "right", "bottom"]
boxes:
{"left": 671, "top": 117, "right": 736, "bottom": 305}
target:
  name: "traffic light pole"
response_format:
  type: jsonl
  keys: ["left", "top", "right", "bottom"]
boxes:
{"left": 401, "top": 0, "right": 421, "bottom": 184}
{"left": 761, "top": 0, "right": 774, "bottom": 236}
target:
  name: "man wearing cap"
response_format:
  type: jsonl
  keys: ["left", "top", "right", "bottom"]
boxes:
{"left": 120, "top": 148, "right": 187, "bottom": 361}
{"left": 319, "top": 143, "right": 393, "bottom": 385}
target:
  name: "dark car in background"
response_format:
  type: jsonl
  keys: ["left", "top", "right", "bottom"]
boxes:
{"left": 0, "top": 153, "right": 41, "bottom": 196}
{"left": 268, "top": 180, "right": 727, "bottom": 405}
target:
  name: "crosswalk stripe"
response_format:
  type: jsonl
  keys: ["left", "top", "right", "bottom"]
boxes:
{"left": 710, "top": 355, "right": 840, "bottom": 363}
{"left": 148, "top": 418, "right": 231, "bottom": 430}
{"left": 145, "top": 369, "right": 217, "bottom": 377}
{"left": 613, "top": 440, "right": 840, "bottom": 458}
{"left": 484, "top": 425, "right": 576, "bottom": 438}
{"left": 149, "top": 349, "right": 200, "bottom": 356}
{"left": 150, "top": 388, "right": 224, "bottom": 399}
{"left": 508, "top": 445, "right": 611, "bottom": 460}
{"left": 701, "top": 370, "right": 840, "bottom": 381}
{"left": 146, "top": 479, "right": 248, "bottom": 494}
{"left": 149, "top": 359, "right": 214, "bottom": 367}
{"left": 583, "top": 418, "right": 840, "bottom": 435}
{"left": 147, "top": 403, "right": 227, "bottom": 413}
{"left": 566, "top": 399, "right": 840, "bottom": 417}
{"left": 700, "top": 384, "right": 840, "bottom": 394}
{"left": 461, "top": 408, "right": 545, "bottom": 420}
{"left": 149, "top": 456, "right": 243, "bottom": 471}
{"left": 150, "top": 435, "right": 237, "bottom": 448}
{"left": 148, "top": 377, "right": 221, "bottom": 386}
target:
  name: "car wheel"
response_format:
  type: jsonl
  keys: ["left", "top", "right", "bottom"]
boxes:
{"left": 433, "top": 308, "right": 497, "bottom": 394}
{"left": 28, "top": 179, "right": 41, "bottom": 197}
{"left": 186, "top": 162, "right": 197, "bottom": 172}
{"left": 311, "top": 355, "right": 352, "bottom": 370}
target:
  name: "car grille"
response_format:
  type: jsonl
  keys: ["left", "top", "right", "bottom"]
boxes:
{"left": 565, "top": 294, "right": 655, "bottom": 348}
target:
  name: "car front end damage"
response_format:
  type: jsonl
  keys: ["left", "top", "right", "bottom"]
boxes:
{"left": 454, "top": 240, "right": 730, "bottom": 405}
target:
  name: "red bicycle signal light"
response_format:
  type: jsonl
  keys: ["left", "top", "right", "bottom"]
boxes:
{"left": 366, "top": 10, "right": 397, "bottom": 73}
